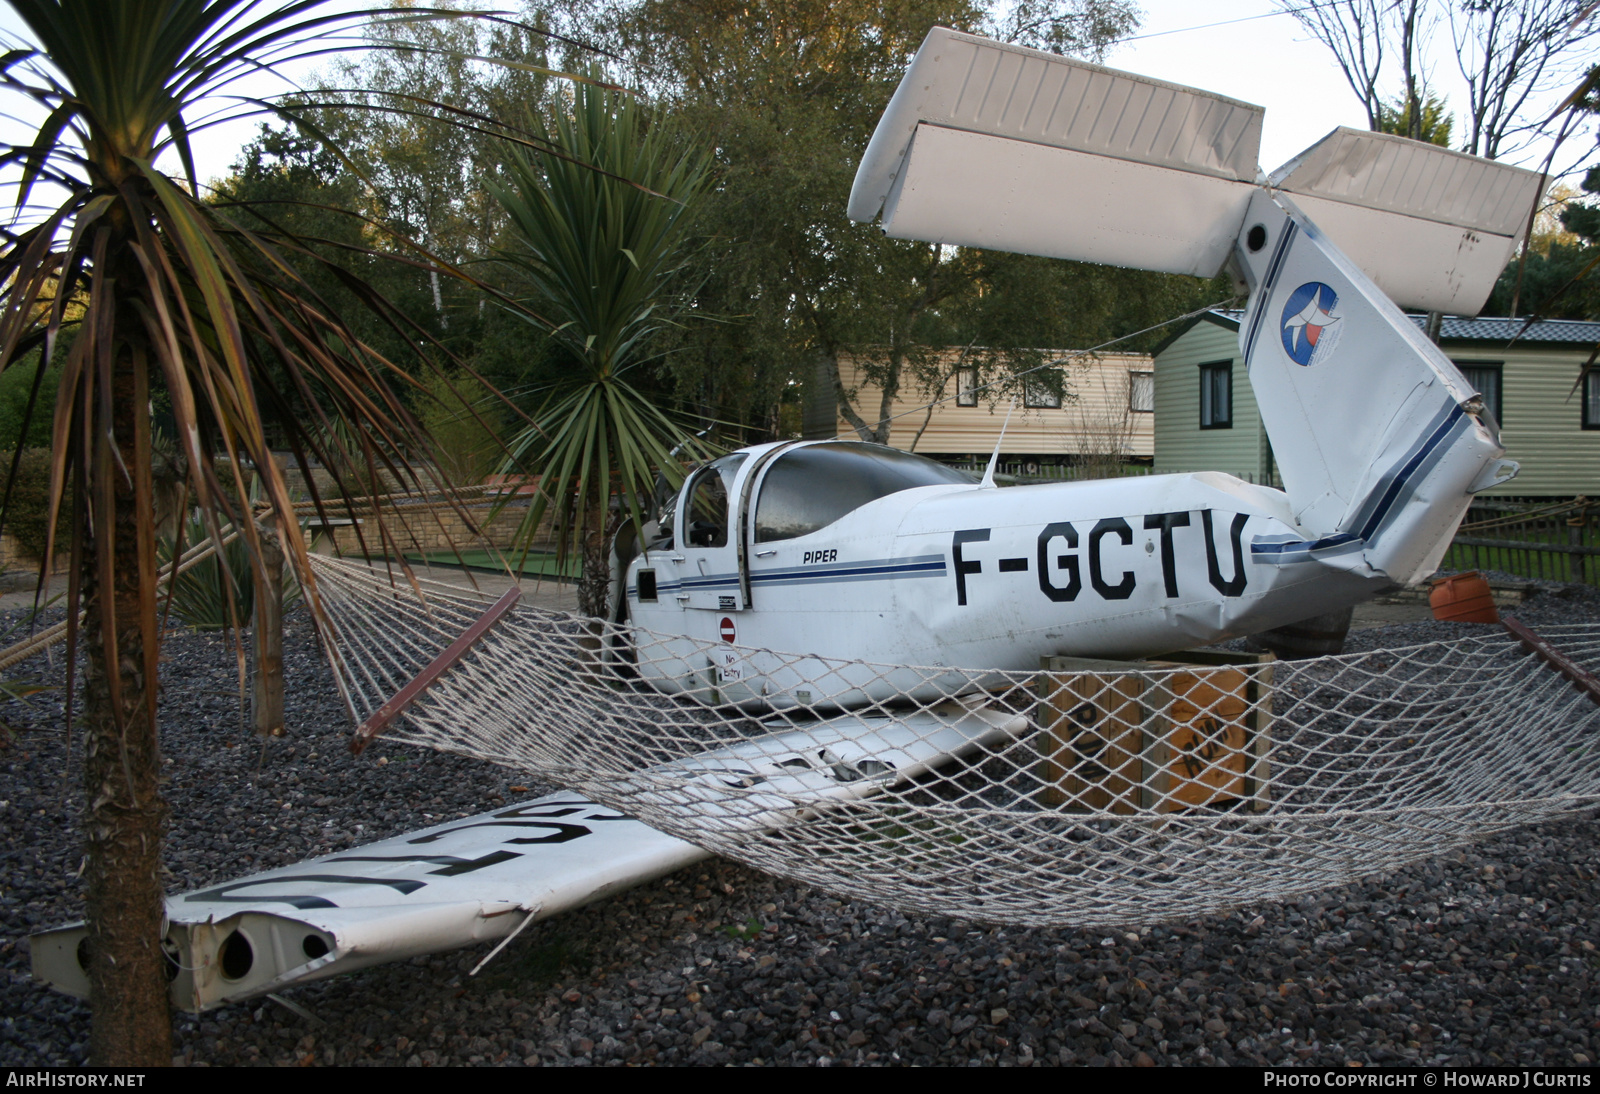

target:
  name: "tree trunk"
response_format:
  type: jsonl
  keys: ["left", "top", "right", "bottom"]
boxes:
{"left": 824, "top": 352, "right": 877, "bottom": 444}
{"left": 253, "top": 523, "right": 285, "bottom": 738}
{"left": 577, "top": 479, "right": 610, "bottom": 620}
{"left": 81, "top": 271, "right": 171, "bottom": 1065}
{"left": 872, "top": 349, "right": 902, "bottom": 445}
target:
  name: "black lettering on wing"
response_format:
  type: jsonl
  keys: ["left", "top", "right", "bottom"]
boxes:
{"left": 405, "top": 802, "right": 617, "bottom": 845}
{"left": 184, "top": 873, "right": 426, "bottom": 910}
{"left": 330, "top": 850, "right": 524, "bottom": 876}
{"left": 409, "top": 820, "right": 592, "bottom": 846}
{"left": 499, "top": 800, "right": 631, "bottom": 821}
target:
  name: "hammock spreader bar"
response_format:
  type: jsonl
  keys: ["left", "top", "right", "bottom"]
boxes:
{"left": 1503, "top": 616, "right": 1600, "bottom": 707}
{"left": 348, "top": 586, "right": 522, "bottom": 755}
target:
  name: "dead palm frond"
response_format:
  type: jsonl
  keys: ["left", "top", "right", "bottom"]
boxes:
{"left": 0, "top": 0, "right": 567, "bottom": 1064}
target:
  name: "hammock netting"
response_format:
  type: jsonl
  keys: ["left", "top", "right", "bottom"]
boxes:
{"left": 310, "top": 556, "right": 1600, "bottom": 928}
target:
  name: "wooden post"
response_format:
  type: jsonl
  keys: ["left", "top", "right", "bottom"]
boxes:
{"left": 252, "top": 522, "right": 285, "bottom": 738}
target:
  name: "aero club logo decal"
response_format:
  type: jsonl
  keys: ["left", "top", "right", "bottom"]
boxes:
{"left": 1279, "top": 282, "right": 1342, "bottom": 367}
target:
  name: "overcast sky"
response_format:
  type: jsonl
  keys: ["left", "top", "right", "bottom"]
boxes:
{"left": 0, "top": 1, "right": 1585, "bottom": 195}
{"left": 1110, "top": 0, "right": 1379, "bottom": 172}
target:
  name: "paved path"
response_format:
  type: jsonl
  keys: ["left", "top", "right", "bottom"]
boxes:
{"left": 0, "top": 572, "right": 67, "bottom": 612}
{"left": 391, "top": 559, "right": 580, "bottom": 613}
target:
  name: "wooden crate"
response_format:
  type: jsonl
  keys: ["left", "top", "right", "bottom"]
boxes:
{"left": 1146, "top": 649, "right": 1274, "bottom": 812}
{"left": 1035, "top": 657, "right": 1145, "bottom": 812}
{"left": 1035, "top": 648, "right": 1273, "bottom": 814}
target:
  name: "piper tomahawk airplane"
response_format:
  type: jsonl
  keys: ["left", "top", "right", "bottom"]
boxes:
{"left": 622, "top": 28, "right": 1537, "bottom": 707}
{"left": 31, "top": 28, "right": 1544, "bottom": 1012}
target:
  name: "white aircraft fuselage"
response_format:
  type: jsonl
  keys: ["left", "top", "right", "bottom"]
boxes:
{"left": 625, "top": 461, "right": 1361, "bottom": 708}
{"left": 626, "top": 188, "right": 1516, "bottom": 709}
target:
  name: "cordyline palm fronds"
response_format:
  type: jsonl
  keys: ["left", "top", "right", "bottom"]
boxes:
{"left": 491, "top": 81, "right": 715, "bottom": 618}
{"left": 0, "top": 0, "right": 540, "bottom": 1065}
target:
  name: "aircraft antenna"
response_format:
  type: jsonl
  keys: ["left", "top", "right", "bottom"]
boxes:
{"left": 979, "top": 397, "right": 1017, "bottom": 489}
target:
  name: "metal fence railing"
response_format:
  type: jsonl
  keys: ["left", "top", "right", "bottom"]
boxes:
{"left": 943, "top": 461, "right": 1157, "bottom": 483}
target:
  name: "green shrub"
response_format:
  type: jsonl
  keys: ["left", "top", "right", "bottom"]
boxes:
{"left": 0, "top": 447, "right": 72, "bottom": 564}
{"left": 0, "top": 351, "right": 61, "bottom": 452}
{"left": 159, "top": 516, "right": 300, "bottom": 632}
{"left": 417, "top": 367, "right": 504, "bottom": 486}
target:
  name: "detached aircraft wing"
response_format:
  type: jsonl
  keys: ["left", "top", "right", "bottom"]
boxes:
{"left": 30, "top": 703, "right": 1025, "bottom": 1011}
{"left": 849, "top": 27, "right": 1543, "bottom": 316}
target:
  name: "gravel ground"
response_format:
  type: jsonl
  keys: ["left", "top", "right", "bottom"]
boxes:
{"left": 5, "top": 581, "right": 1600, "bottom": 1067}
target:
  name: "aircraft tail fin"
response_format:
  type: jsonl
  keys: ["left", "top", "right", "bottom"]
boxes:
{"left": 851, "top": 28, "right": 1535, "bottom": 584}
{"left": 1233, "top": 189, "right": 1516, "bottom": 585}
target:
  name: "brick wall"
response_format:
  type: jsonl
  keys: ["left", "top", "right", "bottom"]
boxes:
{"left": 0, "top": 532, "right": 67, "bottom": 575}
{"left": 306, "top": 499, "right": 552, "bottom": 558}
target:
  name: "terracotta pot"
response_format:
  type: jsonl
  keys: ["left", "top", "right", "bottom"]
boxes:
{"left": 1429, "top": 571, "right": 1499, "bottom": 624}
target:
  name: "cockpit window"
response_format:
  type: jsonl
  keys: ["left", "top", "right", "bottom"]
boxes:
{"left": 682, "top": 453, "right": 746, "bottom": 548}
{"left": 754, "top": 442, "right": 972, "bottom": 543}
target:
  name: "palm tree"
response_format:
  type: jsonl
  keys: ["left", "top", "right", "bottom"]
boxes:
{"left": 490, "top": 82, "right": 714, "bottom": 617}
{"left": 0, "top": 0, "right": 531, "bottom": 1064}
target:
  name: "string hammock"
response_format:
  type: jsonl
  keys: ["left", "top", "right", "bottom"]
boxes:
{"left": 309, "top": 554, "right": 1600, "bottom": 929}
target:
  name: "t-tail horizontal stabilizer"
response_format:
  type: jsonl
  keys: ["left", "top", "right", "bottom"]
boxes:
{"left": 1268, "top": 128, "right": 1543, "bottom": 317}
{"left": 849, "top": 28, "right": 1543, "bottom": 318}
{"left": 850, "top": 27, "right": 1533, "bottom": 585}
{"left": 848, "top": 28, "right": 1263, "bottom": 279}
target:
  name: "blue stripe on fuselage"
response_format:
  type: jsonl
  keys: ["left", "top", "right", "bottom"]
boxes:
{"left": 1349, "top": 405, "right": 1467, "bottom": 543}
{"left": 642, "top": 554, "right": 947, "bottom": 596}
{"left": 1249, "top": 403, "right": 1469, "bottom": 566}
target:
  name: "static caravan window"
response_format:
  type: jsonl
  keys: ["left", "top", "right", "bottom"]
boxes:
{"left": 1129, "top": 371, "right": 1154, "bottom": 413}
{"left": 1024, "top": 366, "right": 1064, "bottom": 409}
{"left": 1585, "top": 372, "right": 1600, "bottom": 430}
{"left": 1199, "top": 362, "right": 1232, "bottom": 429}
{"left": 955, "top": 367, "right": 978, "bottom": 407}
{"left": 1455, "top": 362, "right": 1503, "bottom": 426}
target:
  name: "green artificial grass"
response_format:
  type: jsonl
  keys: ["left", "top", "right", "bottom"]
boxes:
{"left": 405, "top": 549, "right": 579, "bottom": 579}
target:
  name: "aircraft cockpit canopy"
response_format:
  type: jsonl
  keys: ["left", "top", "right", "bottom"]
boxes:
{"left": 754, "top": 442, "right": 972, "bottom": 543}
{"left": 682, "top": 453, "right": 747, "bottom": 548}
